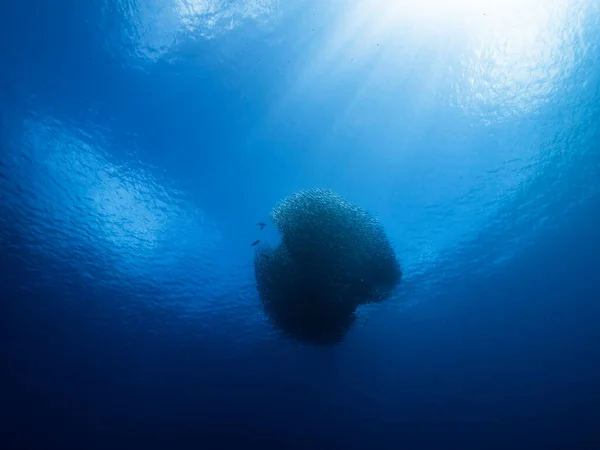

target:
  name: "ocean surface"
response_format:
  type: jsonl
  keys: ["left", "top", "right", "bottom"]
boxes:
{"left": 1, "top": 0, "right": 599, "bottom": 448}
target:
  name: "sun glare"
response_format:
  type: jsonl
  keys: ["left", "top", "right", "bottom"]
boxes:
{"left": 289, "top": 0, "right": 573, "bottom": 120}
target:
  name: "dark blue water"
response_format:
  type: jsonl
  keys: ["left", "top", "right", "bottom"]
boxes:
{"left": 1, "top": 0, "right": 599, "bottom": 448}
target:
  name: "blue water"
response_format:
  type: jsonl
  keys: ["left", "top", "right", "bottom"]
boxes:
{"left": 1, "top": 0, "right": 599, "bottom": 448}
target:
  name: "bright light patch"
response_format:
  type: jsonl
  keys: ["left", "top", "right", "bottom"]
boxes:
{"left": 109, "top": 0, "right": 279, "bottom": 63}
{"left": 9, "top": 115, "right": 221, "bottom": 284}
{"left": 175, "top": 0, "right": 277, "bottom": 33}
{"left": 289, "top": 0, "right": 573, "bottom": 120}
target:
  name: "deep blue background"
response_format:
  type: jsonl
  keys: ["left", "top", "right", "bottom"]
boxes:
{"left": 1, "top": 0, "right": 599, "bottom": 448}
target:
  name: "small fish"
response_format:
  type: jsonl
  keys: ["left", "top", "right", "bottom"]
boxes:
{"left": 251, "top": 240, "right": 260, "bottom": 246}
{"left": 257, "top": 222, "right": 266, "bottom": 230}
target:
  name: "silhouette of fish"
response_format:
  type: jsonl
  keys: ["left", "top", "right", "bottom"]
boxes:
{"left": 257, "top": 222, "right": 266, "bottom": 230}
{"left": 251, "top": 240, "right": 260, "bottom": 246}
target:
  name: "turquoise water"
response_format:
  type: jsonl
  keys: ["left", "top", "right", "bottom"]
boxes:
{"left": 1, "top": 0, "right": 599, "bottom": 448}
